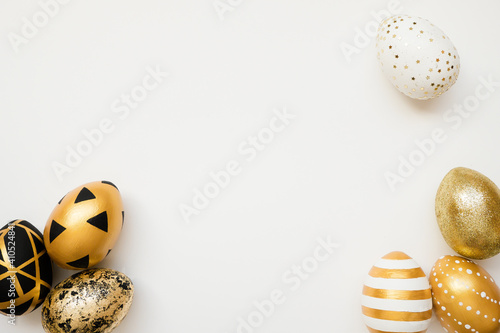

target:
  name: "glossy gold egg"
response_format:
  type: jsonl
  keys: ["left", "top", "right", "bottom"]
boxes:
{"left": 435, "top": 167, "right": 500, "bottom": 259}
{"left": 430, "top": 255, "right": 500, "bottom": 333}
{"left": 43, "top": 181, "right": 124, "bottom": 270}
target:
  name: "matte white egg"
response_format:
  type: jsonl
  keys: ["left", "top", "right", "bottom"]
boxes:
{"left": 376, "top": 15, "right": 460, "bottom": 100}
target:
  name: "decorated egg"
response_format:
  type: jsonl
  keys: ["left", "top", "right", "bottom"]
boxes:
{"left": 43, "top": 181, "right": 124, "bottom": 270}
{"left": 430, "top": 255, "right": 500, "bottom": 333}
{"left": 436, "top": 167, "right": 500, "bottom": 259}
{"left": 0, "top": 220, "right": 52, "bottom": 316}
{"left": 361, "top": 251, "right": 432, "bottom": 333}
{"left": 41, "top": 268, "right": 133, "bottom": 333}
{"left": 376, "top": 15, "right": 460, "bottom": 100}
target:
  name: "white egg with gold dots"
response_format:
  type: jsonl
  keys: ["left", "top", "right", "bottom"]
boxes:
{"left": 376, "top": 15, "right": 460, "bottom": 100}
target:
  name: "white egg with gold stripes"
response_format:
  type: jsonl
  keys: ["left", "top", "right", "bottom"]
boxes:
{"left": 361, "top": 251, "right": 433, "bottom": 333}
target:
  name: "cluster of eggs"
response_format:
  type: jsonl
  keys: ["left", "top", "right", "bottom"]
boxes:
{"left": 0, "top": 181, "right": 133, "bottom": 333}
{"left": 362, "top": 167, "right": 500, "bottom": 333}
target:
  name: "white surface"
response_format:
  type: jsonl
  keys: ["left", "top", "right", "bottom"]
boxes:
{"left": 1, "top": 1, "right": 500, "bottom": 332}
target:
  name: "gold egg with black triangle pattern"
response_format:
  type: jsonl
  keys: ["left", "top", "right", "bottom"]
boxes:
{"left": 0, "top": 219, "right": 53, "bottom": 316}
{"left": 43, "top": 181, "right": 124, "bottom": 270}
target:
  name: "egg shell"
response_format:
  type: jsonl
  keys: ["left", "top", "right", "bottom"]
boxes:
{"left": 436, "top": 167, "right": 500, "bottom": 259}
{"left": 361, "top": 251, "right": 432, "bottom": 333}
{"left": 43, "top": 181, "right": 124, "bottom": 270}
{"left": 0, "top": 219, "right": 52, "bottom": 316}
{"left": 41, "top": 268, "right": 133, "bottom": 333}
{"left": 430, "top": 255, "right": 500, "bottom": 333}
{"left": 376, "top": 15, "right": 460, "bottom": 100}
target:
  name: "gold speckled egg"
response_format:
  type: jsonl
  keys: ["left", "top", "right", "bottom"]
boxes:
{"left": 361, "top": 251, "right": 432, "bottom": 333}
{"left": 41, "top": 268, "right": 133, "bottom": 333}
{"left": 430, "top": 255, "right": 500, "bottom": 333}
{"left": 436, "top": 167, "right": 500, "bottom": 259}
{"left": 43, "top": 181, "right": 124, "bottom": 270}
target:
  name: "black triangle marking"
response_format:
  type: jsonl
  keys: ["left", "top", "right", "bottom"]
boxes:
{"left": 106, "top": 249, "right": 112, "bottom": 257}
{"left": 67, "top": 255, "right": 89, "bottom": 269}
{"left": 102, "top": 180, "right": 119, "bottom": 191}
{"left": 0, "top": 264, "right": 7, "bottom": 275}
{"left": 21, "top": 261, "right": 36, "bottom": 277}
{"left": 49, "top": 220, "right": 66, "bottom": 243}
{"left": 33, "top": 236, "right": 45, "bottom": 254}
{"left": 17, "top": 272, "right": 36, "bottom": 294}
{"left": 74, "top": 187, "right": 96, "bottom": 204}
{"left": 87, "top": 211, "right": 108, "bottom": 232}
{"left": 11, "top": 297, "right": 33, "bottom": 316}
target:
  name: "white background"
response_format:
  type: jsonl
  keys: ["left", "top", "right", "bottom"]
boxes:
{"left": 1, "top": 0, "right": 500, "bottom": 332}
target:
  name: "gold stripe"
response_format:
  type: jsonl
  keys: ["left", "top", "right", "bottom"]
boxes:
{"left": 362, "top": 306, "right": 432, "bottom": 322}
{"left": 367, "top": 328, "right": 427, "bottom": 333}
{"left": 382, "top": 251, "right": 412, "bottom": 260}
{"left": 369, "top": 267, "right": 426, "bottom": 279}
{"left": 362, "top": 286, "right": 431, "bottom": 300}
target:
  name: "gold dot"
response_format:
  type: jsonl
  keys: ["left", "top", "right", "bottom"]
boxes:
{"left": 446, "top": 61, "right": 449, "bottom": 64}
{"left": 392, "top": 76, "right": 396, "bottom": 80}
{"left": 411, "top": 77, "right": 415, "bottom": 80}
{"left": 429, "top": 38, "right": 434, "bottom": 42}
{"left": 441, "top": 50, "right": 445, "bottom": 54}
{"left": 413, "top": 22, "right": 417, "bottom": 24}
{"left": 388, "top": 24, "right": 391, "bottom": 27}
{"left": 395, "top": 26, "right": 399, "bottom": 29}
{"left": 395, "top": 55, "right": 399, "bottom": 58}
{"left": 387, "top": 30, "right": 390, "bottom": 34}
{"left": 404, "top": 84, "right": 408, "bottom": 89}
{"left": 431, "top": 83, "right": 435, "bottom": 86}
{"left": 454, "top": 55, "right": 456, "bottom": 59}
{"left": 393, "top": 65, "right": 397, "bottom": 68}
{"left": 404, "top": 65, "right": 408, "bottom": 69}
{"left": 451, "top": 65, "right": 454, "bottom": 69}
{"left": 412, "top": 88, "right": 416, "bottom": 92}
{"left": 429, "top": 68, "right": 433, "bottom": 72}
{"left": 426, "top": 76, "right": 430, "bottom": 80}
{"left": 393, "top": 34, "right": 396, "bottom": 38}
{"left": 420, "top": 30, "right": 424, "bottom": 34}
{"left": 420, "top": 87, "right": 424, "bottom": 91}
{"left": 436, "top": 58, "right": 440, "bottom": 62}
{"left": 447, "top": 68, "right": 450, "bottom": 71}
{"left": 442, "top": 35, "right": 446, "bottom": 39}
{"left": 442, "top": 78, "right": 446, "bottom": 81}
{"left": 448, "top": 52, "right": 451, "bottom": 56}
{"left": 438, "top": 69, "right": 441, "bottom": 73}
{"left": 416, "top": 60, "right": 420, "bottom": 64}
{"left": 389, "top": 45, "right": 392, "bottom": 49}
{"left": 409, "top": 27, "right": 413, "bottom": 30}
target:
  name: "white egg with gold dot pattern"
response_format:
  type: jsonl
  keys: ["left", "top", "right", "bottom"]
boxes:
{"left": 430, "top": 255, "right": 500, "bottom": 333}
{"left": 376, "top": 15, "right": 460, "bottom": 100}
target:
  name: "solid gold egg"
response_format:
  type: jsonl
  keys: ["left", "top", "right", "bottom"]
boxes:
{"left": 43, "top": 181, "right": 124, "bottom": 270}
{"left": 435, "top": 167, "right": 500, "bottom": 259}
{"left": 430, "top": 255, "right": 500, "bottom": 333}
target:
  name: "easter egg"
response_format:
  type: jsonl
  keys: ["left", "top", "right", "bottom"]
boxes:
{"left": 376, "top": 15, "right": 460, "bottom": 100}
{"left": 0, "top": 220, "right": 52, "bottom": 316}
{"left": 430, "top": 255, "right": 500, "bottom": 333}
{"left": 436, "top": 167, "right": 500, "bottom": 259}
{"left": 361, "top": 251, "right": 432, "bottom": 333}
{"left": 43, "top": 181, "right": 124, "bottom": 270}
{"left": 41, "top": 268, "right": 133, "bottom": 333}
